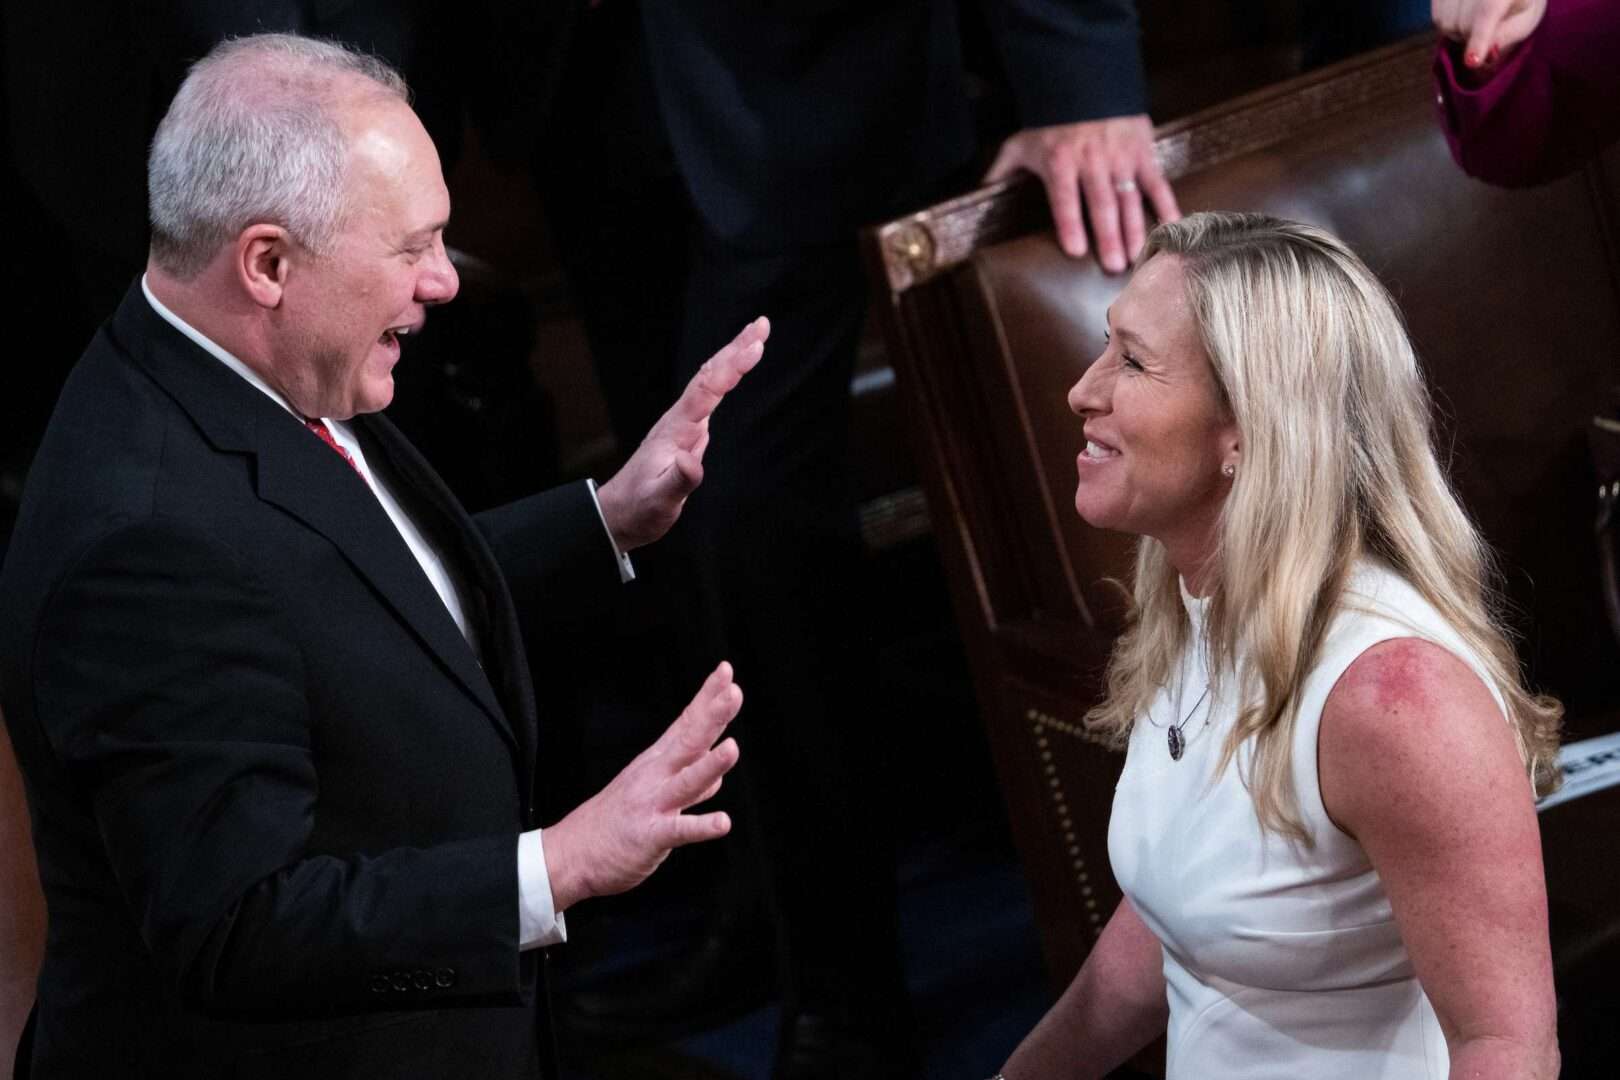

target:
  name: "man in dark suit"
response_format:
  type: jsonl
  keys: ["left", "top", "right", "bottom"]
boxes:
{"left": 0, "top": 33, "right": 767, "bottom": 1078}
{"left": 2, "top": 0, "right": 579, "bottom": 554}
{"left": 541, "top": 3, "right": 1177, "bottom": 1074}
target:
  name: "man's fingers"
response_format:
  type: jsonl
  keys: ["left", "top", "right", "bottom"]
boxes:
{"left": 649, "top": 662, "right": 732, "bottom": 756}
{"left": 661, "top": 664, "right": 741, "bottom": 758}
{"left": 724, "top": 315, "right": 770, "bottom": 352}
{"left": 1119, "top": 185, "right": 1148, "bottom": 266}
{"left": 694, "top": 775, "right": 724, "bottom": 805}
{"left": 702, "top": 680, "right": 743, "bottom": 733}
{"left": 737, "top": 315, "right": 770, "bottom": 357}
{"left": 1141, "top": 166, "right": 1181, "bottom": 226}
{"left": 703, "top": 660, "right": 736, "bottom": 696}
{"left": 685, "top": 317, "right": 769, "bottom": 413}
{"left": 982, "top": 139, "right": 1022, "bottom": 184}
{"left": 671, "top": 341, "right": 763, "bottom": 428}
{"left": 665, "top": 737, "right": 740, "bottom": 809}
{"left": 1136, "top": 136, "right": 1180, "bottom": 225}
{"left": 658, "top": 450, "right": 703, "bottom": 502}
{"left": 1080, "top": 164, "right": 1125, "bottom": 273}
{"left": 664, "top": 810, "right": 732, "bottom": 848}
{"left": 1042, "top": 154, "right": 1087, "bottom": 259}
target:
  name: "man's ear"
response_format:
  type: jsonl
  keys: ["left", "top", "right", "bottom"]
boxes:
{"left": 237, "top": 224, "right": 292, "bottom": 308}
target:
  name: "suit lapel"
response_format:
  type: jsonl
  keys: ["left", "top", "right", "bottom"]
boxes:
{"left": 117, "top": 286, "right": 517, "bottom": 754}
{"left": 254, "top": 418, "right": 518, "bottom": 754}
{"left": 356, "top": 414, "right": 539, "bottom": 793}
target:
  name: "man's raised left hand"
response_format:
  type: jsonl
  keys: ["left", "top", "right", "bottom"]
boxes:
{"left": 597, "top": 316, "right": 770, "bottom": 551}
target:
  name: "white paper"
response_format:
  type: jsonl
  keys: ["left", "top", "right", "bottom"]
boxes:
{"left": 1536, "top": 730, "right": 1620, "bottom": 812}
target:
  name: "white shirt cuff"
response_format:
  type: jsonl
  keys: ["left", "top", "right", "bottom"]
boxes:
{"left": 585, "top": 478, "right": 636, "bottom": 583}
{"left": 517, "top": 829, "right": 567, "bottom": 950}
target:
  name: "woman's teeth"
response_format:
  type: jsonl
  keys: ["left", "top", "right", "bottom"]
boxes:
{"left": 1084, "top": 440, "right": 1119, "bottom": 459}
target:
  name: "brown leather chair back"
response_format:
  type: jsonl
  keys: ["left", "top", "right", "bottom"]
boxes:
{"left": 866, "top": 37, "right": 1620, "bottom": 984}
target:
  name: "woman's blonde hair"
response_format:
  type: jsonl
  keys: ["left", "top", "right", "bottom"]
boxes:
{"left": 1085, "top": 211, "right": 1561, "bottom": 841}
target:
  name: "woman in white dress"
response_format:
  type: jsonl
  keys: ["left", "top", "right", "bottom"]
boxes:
{"left": 994, "top": 212, "right": 1562, "bottom": 1079}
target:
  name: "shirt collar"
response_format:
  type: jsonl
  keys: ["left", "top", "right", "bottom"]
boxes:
{"left": 141, "top": 273, "right": 306, "bottom": 422}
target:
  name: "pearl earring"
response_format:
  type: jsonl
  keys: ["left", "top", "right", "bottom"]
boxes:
{"left": 1221, "top": 463, "right": 1236, "bottom": 478}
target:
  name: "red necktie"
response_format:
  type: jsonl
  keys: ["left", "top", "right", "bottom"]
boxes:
{"left": 305, "top": 418, "right": 366, "bottom": 481}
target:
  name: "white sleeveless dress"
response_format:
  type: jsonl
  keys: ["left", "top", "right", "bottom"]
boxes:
{"left": 1107, "top": 561, "right": 1506, "bottom": 1079}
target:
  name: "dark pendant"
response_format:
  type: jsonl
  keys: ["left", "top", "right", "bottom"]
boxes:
{"left": 1167, "top": 726, "right": 1185, "bottom": 761}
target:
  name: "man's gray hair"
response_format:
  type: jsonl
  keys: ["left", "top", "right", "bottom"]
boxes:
{"left": 148, "top": 33, "right": 409, "bottom": 278}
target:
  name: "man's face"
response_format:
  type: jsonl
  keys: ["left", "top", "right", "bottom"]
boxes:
{"left": 272, "top": 95, "right": 458, "bottom": 420}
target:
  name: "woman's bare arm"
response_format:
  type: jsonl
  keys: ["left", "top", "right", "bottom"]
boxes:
{"left": 999, "top": 897, "right": 1168, "bottom": 1079}
{"left": 1320, "top": 637, "right": 1558, "bottom": 1079}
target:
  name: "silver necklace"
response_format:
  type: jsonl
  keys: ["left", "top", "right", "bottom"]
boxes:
{"left": 1146, "top": 684, "right": 1211, "bottom": 761}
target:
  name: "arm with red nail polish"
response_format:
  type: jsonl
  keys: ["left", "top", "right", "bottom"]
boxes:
{"left": 1432, "top": 0, "right": 1620, "bottom": 186}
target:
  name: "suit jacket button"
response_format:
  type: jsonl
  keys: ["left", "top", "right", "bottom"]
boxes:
{"left": 369, "top": 975, "right": 389, "bottom": 993}
{"left": 435, "top": 967, "right": 456, "bottom": 988}
{"left": 413, "top": 969, "right": 433, "bottom": 990}
{"left": 391, "top": 972, "right": 411, "bottom": 992}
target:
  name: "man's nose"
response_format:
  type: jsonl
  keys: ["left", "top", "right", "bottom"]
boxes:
{"left": 418, "top": 246, "right": 460, "bottom": 306}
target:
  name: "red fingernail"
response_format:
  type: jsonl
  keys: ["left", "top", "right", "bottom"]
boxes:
{"left": 1486, "top": 45, "right": 1500, "bottom": 64}
{"left": 1464, "top": 50, "right": 1483, "bottom": 68}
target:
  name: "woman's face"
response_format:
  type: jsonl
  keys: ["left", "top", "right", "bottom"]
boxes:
{"left": 1068, "top": 254, "right": 1239, "bottom": 576}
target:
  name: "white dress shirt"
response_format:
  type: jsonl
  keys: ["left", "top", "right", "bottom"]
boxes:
{"left": 141, "top": 276, "right": 611, "bottom": 949}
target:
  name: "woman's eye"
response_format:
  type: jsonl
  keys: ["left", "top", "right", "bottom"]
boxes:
{"left": 1104, "top": 331, "right": 1141, "bottom": 371}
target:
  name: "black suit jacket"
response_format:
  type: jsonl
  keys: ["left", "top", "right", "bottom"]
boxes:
{"left": 0, "top": 285, "right": 621, "bottom": 1078}
{"left": 637, "top": 0, "right": 1148, "bottom": 249}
